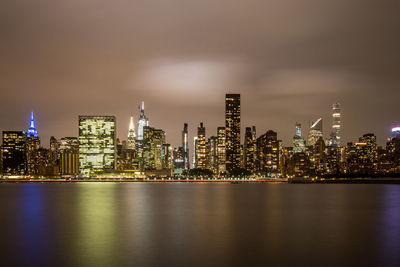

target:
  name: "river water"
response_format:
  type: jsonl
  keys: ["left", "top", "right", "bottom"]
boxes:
{"left": 0, "top": 183, "right": 399, "bottom": 267}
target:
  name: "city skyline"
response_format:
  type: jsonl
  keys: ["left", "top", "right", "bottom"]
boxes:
{"left": 2, "top": 100, "right": 398, "bottom": 151}
{"left": 1, "top": 94, "right": 399, "bottom": 178}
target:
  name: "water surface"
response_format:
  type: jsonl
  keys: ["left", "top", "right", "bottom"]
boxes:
{"left": 0, "top": 183, "right": 399, "bottom": 267}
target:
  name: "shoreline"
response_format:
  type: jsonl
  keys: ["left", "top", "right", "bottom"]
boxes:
{"left": 1, "top": 177, "right": 400, "bottom": 184}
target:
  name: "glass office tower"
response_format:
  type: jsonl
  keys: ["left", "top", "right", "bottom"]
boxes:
{"left": 78, "top": 116, "right": 116, "bottom": 176}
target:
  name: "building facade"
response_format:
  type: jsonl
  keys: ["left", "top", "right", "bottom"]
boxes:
{"left": 256, "top": 130, "right": 281, "bottom": 174}
{"left": 195, "top": 122, "right": 207, "bottom": 169}
{"left": 225, "top": 94, "right": 241, "bottom": 172}
{"left": 78, "top": 116, "right": 116, "bottom": 176}
{"left": 308, "top": 118, "right": 323, "bottom": 147}
{"left": 2, "top": 131, "right": 27, "bottom": 176}
{"left": 244, "top": 126, "right": 257, "bottom": 173}
{"left": 329, "top": 103, "right": 341, "bottom": 147}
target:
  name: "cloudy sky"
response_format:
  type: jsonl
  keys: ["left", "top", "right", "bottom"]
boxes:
{"left": 1, "top": 0, "right": 399, "bottom": 149}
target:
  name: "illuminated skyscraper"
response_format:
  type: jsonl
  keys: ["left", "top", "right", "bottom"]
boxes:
{"left": 308, "top": 118, "right": 323, "bottom": 147}
{"left": 217, "top": 127, "right": 226, "bottom": 174}
{"left": 173, "top": 147, "right": 185, "bottom": 174}
{"left": 78, "top": 116, "right": 116, "bottom": 176}
{"left": 256, "top": 130, "right": 280, "bottom": 174}
{"left": 391, "top": 126, "right": 400, "bottom": 139}
{"left": 2, "top": 131, "right": 27, "bottom": 176}
{"left": 195, "top": 122, "right": 207, "bottom": 169}
{"left": 192, "top": 136, "right": 198, "bottom": 168}
{"left": 329, "top": 103, "right": 341, "bottom": 147}
{"left": 27, "top": 111, "right": 38, "bottom": 138}
{"left": 127, "top": 116, "right": 136, "bottom": 150}
{"left": 137, "top": 101, "right": 149, "bottom": 141}
{"left": 182, "top": 123, "right": 189, "bottom": 169}
{"left": 207, "top": 136, "right": 218, "bottom": 173}
{"left": 26, "top": 112, "right": 40, "bottom": 175}
{"left": 244, "top": 126, "right": 256, "bottom": 172}
{"left": 293, "top": 123, "right": 306, "bottom": 153}
{"left": 142, "top": 126, "right": 166, "bottom": 170}
{"left": 225, "top": 94, "right": 241, "bottom": 172}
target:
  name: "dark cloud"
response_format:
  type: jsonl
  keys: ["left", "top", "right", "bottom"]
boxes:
{"left": 1, "top": 0, "right": 399, "bottom": 149}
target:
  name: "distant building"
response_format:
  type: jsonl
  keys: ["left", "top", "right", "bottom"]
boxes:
{"left": 173, "top": 147, "right": 185, "bottom": 174}
{"left": 2, "top": 131, "right": 27, "bottom": 176}
{"left": 244, "top": 126, "right": 257, "bottom": 173}
{"left": 308, "top": 118, "right": 323, "bottom": 147}
{"left": 182, "top": 123, "right": 189, "bottom": 170}
{"left": 192, "top": 136, "right": 198, "bottom": 168}
{"left": 127, "top": 116, "right": 136, "bottom": 150}
{"left": 387, "top": 126, "right": 400, "bottom": 172}
{"left": 311, "top": 136, "right": 326, "bottom": 176}
{"left": 78, "top": 115, "right": 116, "bottom": 176}
{"left": 225, "top": 94, "right": 241, "bottom": 172}
{"left": 137, "top": 101, "right": 149, "bottom": 141}
{"left": 329, "top": 103, "right": 341, "bottom": 147}
{"left": 344, "top": 133, "right": 378, "bottom": 175}
{"left": 256, "top": 130, "right": 281, "bottom": 174}
{"left": 195, "top": 122, "right": 207, "bottom": 169}
{"left": 217, "top": 127, "right": 226, "bottom": 174}
{"left": 59, "top": 137, "right": 79, "bottom": 176}
{"left": 207, "top": 136, "right": 218, "bottom": 173}
{"left": 27, "top": 112, "right": 38, "bottom": 138}
{"left": 293, "top": 123, "right": 306, "bottom": 153}
{"left": 26, "top": 112, "right": 40, "bottom": 175}
{"left": 162, "top": 143, "right": 173, "bottom": 171}
{"left": 143, "top": 126, "right": 166, "bottom": 170}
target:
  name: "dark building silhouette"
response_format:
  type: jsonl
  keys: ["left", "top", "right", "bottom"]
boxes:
{"left": 244, "top": 126, "right": 256, "bottom": 173}
{"left": 2, "top": 131, "right": 27, "bottom": 175}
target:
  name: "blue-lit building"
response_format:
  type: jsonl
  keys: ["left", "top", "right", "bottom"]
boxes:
{"left": 27, "top": 112, "right": 38, "bottom": 138}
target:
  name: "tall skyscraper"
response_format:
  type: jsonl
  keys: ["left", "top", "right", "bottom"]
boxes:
{"left": 1, "top": 131, "right": 27, "bottom": 176}
{"left": 192, "top": 136, "right": 198, "bottom": 168}
{"left": 329, "top": 103, "right": 341, "bottom": 147}
{"left": 78, "top": 116, "right": 116, "bottom": 176}
{"left": 244, "top": 126, "right": 256, "bottom": 172}
{"left": 137, "top": 101, "right": 149, "bottom": 141}
{"left": 207, "top": 136, "right": 218, "bottom": 173}
{"left": 142, "top": 126, "right": 166, "bottom": 170}
{"left": 27, "top": 111, "right": 38, "bottom": 138}
{"left": 217, "top": 127, "right": 226, "bottom": 174}
{"left": 195, "top": 122, "right": 207, "bottom": 169}
{"left": 308, "top": 118, "right": 323, "bottom": 147}
{"left": 26, "top": 112, "right": 40, "bottom": 175}
{"left": 293, "top": 123, "right": 306, "bottom": 153}
{"left": 182, "top": 123, "right": 189, "bottom": 170}
{"left": 127, "top": 116, "right": 136, "bottom": 150}
{"left": 225, "top": 94, "right": 241, "bottom": 172}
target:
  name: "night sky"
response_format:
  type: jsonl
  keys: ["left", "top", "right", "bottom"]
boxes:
{"left": 1, "top": 0, "right": 399, "bottom": 149}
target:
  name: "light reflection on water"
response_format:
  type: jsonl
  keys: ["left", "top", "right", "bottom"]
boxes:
{"left": 0, "top": 183, "right": 399, "bottom": 267}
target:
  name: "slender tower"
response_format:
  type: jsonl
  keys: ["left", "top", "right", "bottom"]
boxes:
{"left": 182, "top": 123, "right": 189, "bottom": 169}
{"left": 127, "top": 116, "right": 136, "bottom": 150}
{"left": 137, "top": 101, "right": 149, "bottom": 141}
{"left": 329, "top": 103, "right": 341, "bottom": 147}
{"left": 225, "top": 94, "right": 241, "bottom": 173}
{"left": 27, "top": 111, "right": 38, "bottom": 138}
{"left": 26, "top": 111, "right": 40, "bottom": 175}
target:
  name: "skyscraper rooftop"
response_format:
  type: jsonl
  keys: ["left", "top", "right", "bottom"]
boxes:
{"left": 27, "top": 111, "right": 38, "bottom": 138}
